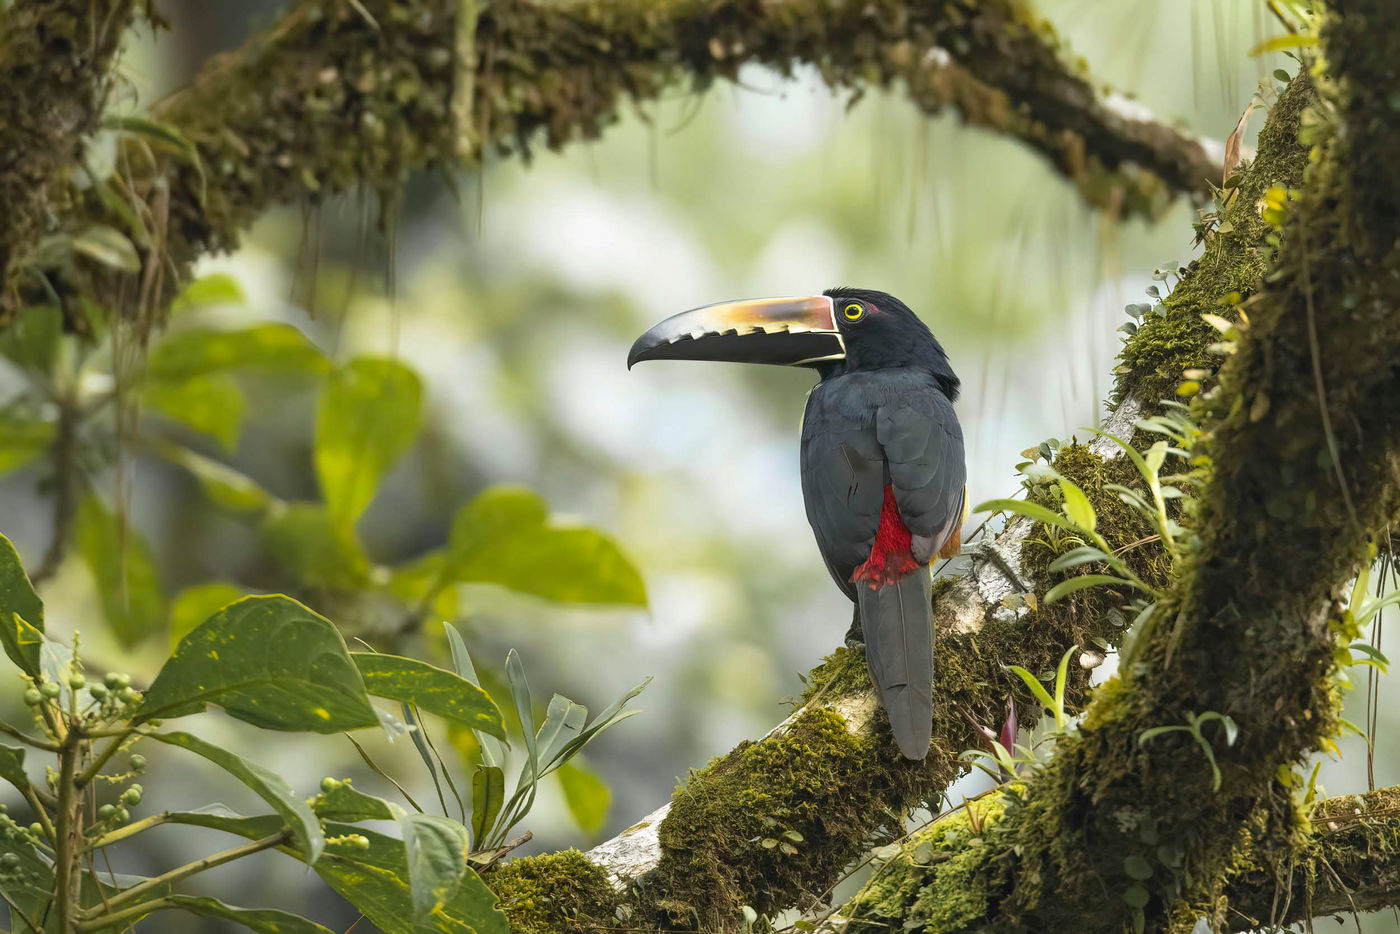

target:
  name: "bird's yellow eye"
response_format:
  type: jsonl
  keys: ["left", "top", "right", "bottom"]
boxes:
{"left": 842, "top": 302, "right": 864, "bottom": 321}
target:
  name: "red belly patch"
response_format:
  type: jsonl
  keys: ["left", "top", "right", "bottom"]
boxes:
{"left": 851, "top": 485, "right": 920, "bottom": 588}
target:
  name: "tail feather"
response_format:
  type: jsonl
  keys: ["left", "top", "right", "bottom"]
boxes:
{"left": 857, "top": 570, "right": 934, "bottom": 759}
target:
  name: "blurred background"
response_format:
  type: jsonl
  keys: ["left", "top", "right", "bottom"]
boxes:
{"left": 3, "top": 0, "right": 1393, "bottom": 929}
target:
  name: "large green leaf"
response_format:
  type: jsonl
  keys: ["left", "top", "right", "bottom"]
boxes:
{"left": 167, "top": 581, "right": 245, "bottom": 649}
{"left": 143, "top": 372, "right": 246, "bottom": 450}
{"left": 75, "top": 494, "right": 166, "bottom": 647}
{"left": 0, "top": 304, "right": 62, "bottom": 375}
{"left": 401, "top": 813, "right": 468, "bottom": 920}
{"left": 170, "top": 272, "right": 246, "bottom": 314}
{"left": 138, "top": 594, "right": 379, "bottom": 733}
{"left": 0, "top": 533, "right": 44, "bottom": 676}
{"left": 446, "top": 487, "right": 646, "bottom": 606}
{"left": 558, "top": 759, "right": 611, "bottom": 836}
{"left": 156, "top": 441, "right": 273, "bottom": 514}
{"left": 147, "top": 324, "right": 326, "bottom": 381}
{"left": 351, "top": 653, "right": 505, "bottom": 740}
{"left": 315, "top": 358, "right": 422, "bottom": 528}
{"left": 313, "top": 824, "right": 506, "bottom": 934}
{"left": 150, "top": 731, "right": 324, "bottom": 862}
{"left": 161, "top": 895, "right": 334, "bottom": 933}
{"left": 261, "top": 502, "right": 370, "bottom": 590}
{"left": 0, "top": 415, "right": 53, "bottom": 475}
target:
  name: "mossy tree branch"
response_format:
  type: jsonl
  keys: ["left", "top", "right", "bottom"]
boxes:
{"left": 4, "top": 0, "right": 1216, "bottom": 326}
{"left": 828, "top": 4, "right": 1400, "bottom": 932}
{"left": 0, "top": 0, "right": 139, "bottom": 312}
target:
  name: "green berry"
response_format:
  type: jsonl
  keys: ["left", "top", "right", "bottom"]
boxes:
{"left": 129, "top": 755, "right": 146, "bottom": 772}
{"left": 39, "top": 682, "right": 61, "bottom": 699}
{"left": 68, "top": 674, "right": 85, "bottom": 690}
{"left": 98, "top": 804, "right": 116, "bottom": 819}
{"left": 27, "top": 823, "right": 41, "bottom": 837}
{"left": 118, "top": 687, "right": 140, "bottom": 705}
{"left": 113, "top": 808, "right": 128, "bottom": 824}
{"left": 320, "top": 777, "right": 341, "bottom": 793}
{"left": 22, "top": 689, "right": 40, "bottom": 706}
{"left": 104, "top": 673, "right": 122, "bottom": 689}
{"left": 120, "top": 790, "right": 141, "bottom": 807}
{"left": 1, "top": 853, "right": 18, "bottom": 869}
{"left": 354, "top": 835, "right": 370, "bottom": 851}
{"left": 88, "top": 683, "right": 108, "bottom": 699}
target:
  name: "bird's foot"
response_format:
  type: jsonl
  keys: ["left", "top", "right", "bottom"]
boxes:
{"left": 844, "top": 611, "right": 865, "bottom": 651}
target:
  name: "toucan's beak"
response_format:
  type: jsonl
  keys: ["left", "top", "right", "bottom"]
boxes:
{"left": 627, "top": 296, "right": 845, "bottom": 369}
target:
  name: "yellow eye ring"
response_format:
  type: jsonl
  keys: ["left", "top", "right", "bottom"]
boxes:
{"left": 842, "top": 302, "right": 864, "bottom": 321}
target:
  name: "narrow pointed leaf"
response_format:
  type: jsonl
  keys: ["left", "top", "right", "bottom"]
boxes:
{"left": 470, "top": 766, "right": 504, "bottom": 846}
{"left": 162, "top": 895, "right": 335, "bottom": 933}
{"left": 351, "top": 653, "right": 505, "bottom": 739}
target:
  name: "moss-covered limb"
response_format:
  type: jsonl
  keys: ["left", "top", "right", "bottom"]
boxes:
{"left": 841, "top": 786, "right": 1400, "bottom": 934}
{"left": 1220, "top": 788, "right": 1400, "bottom": 930}
{"left": 8, "top": 0, "right": 1219, "bottom": 328}
{"left": 479, "top": 0, "right": 1215, "bottom": 218}
{"left": 837, "top": 8, "right": 1400, "bottom": 932}
{"left": 0, "top": 0, "right": 138, "bottom": 312}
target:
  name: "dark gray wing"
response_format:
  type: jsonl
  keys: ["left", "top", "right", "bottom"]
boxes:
{"left": 876, "top": 388, "right": 966, "bottom": 559}
{"left": 800, "top": 386, "right": 885, "bottom": 601}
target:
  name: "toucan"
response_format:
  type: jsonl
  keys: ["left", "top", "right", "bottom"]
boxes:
{"left": 629, "top": 288, "right": 966, "bottom": 759}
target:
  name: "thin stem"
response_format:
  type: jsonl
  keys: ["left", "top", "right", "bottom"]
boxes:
{"left": 53, "top": 736, "right": 81, "bottom": 934}
{"left": 76, "top": 895, "right": 181, "bottom": 933}
{"left": 74, "top": 730, "right": 133, "bottom": 789}
{"left": 80, "top": 811, "right": 171, "bottom": 854}
{"left": 0, "top": 719, "right": 59, "bottom": 752}
{"left": 22, "top": 784, "right": 56, "bottom": 841}
{"left": 81, "top": 831, "right": 289, "bottom": 921}
{"left": 30, "top": 397, "right": 81, "bottom": 586}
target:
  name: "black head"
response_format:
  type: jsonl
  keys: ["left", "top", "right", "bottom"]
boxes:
{"left": 822, "top": 288, "right": 959, "bottom": 399}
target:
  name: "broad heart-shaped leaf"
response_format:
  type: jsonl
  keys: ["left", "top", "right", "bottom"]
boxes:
{"left": 147, "top": 323, "right": 326, "bottom": 381}
{"left": 312, "top": 780, "right": 404, "bottom": 822}
{"left": 75, "top": 494, "right": 167, "bottom": 647}
{"left": 161, "top": 895, "right": 335, "bottom": 933}
{"left": 168, "top": 581, "right": 246, "bottom": 649}
{"left": 315, "top": 357, "right": 422, "bottom": 529}
{"left": 313, "top": 823, "right": 505, "bottom": 934}
{"left": 137, "top": 594, "right": 379, "bottom": 733}
{"left": 143, "top": 371, "right": 246, "bottom": 450}
{"left": 557, "top": 759, "right": 611, "bottom": 836}
{"left": 351, "top": 653, "right": 505, "bottom": 740}
{"left": 446, "top": 486, "right": 646, "bottom": 606}
{"left": 401, "top": 813, "right": 468, "bottom": 920}
{"left": 0, "top": 532, "right": 44, "bottom": 676}
{"left": 0, "top": 744, "right": 26, "bottom": 793}
{"left": 150, "top": 731, "right": 324, "bottom": 862}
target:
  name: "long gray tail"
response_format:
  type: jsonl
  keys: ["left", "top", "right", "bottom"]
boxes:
{"left": 856, "top": 570, "right": 934, "bottom": 759}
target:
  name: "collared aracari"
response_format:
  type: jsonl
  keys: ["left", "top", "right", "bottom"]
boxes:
{"left": 629, "top": 288, "right": 966, "bottom": 759}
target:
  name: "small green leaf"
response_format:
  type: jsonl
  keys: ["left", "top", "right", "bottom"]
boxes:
{"left": 75, "top": 495, "right": 166, "bottom": 647}
{"left": 1044, "top": 574, "right": 1137, "bottom": 605}
{"left": 1123, "top": 854, "right": 1153, "bottom": 880}
{"left": 315, "top": 358, "right": 422, "bottom": 528}
{"left": 470, "top": 766, "right": 505, "bottom": 846}
{"left": 0, "top": 744, "right": 26, "bottom": 792}
{"left": 151, "top": 731, "right": 324, "bottom": 862}
{"left": 162, "top": 895, "right": 334, "bottom": 933}
{"left": 0, "top": 415, "right": 54, "bottom": 476}
{"left": 1057, "top": 480, "right": 1096, "bottom": 533}
{"left": 0, "top": 304, "right": 62, "bottom": 376}
{"left": 314, "top": 780, "right": 404, "bottom": 822}
{"left": 170, "top": 272, "right": 246, "bottom": 315}
{"left": 1005, "top": 664, "right": 1054, "bottom": 710}
{"left": 0, "top": 533, "right": 44, "bottom": 676}
{"left": 400, "top": 813, "right": 468, "bottom": 919}
{"left": 1047, "top": 546, "right": 1111, "bottom": 574}
{"left": 445, "top": 487, "right": 646, "bottom": 606}
{"left": 167, "top": 581, "right": 244, "bottom": 649}
{"left": 1122, "top": 884, "right": 1150, "bottom": 909}
{"left": 351, "top": 653, "right": 505, "bottom": 739}
{"left": 973, "top": 498, "right": 1079, "bottom": 533}
{"left": 162, "top": 804, "right": 287, "bottom": 841}
{"left": 138, "top": 595, "right": 379, "bottom": 733}
{"left": 147, "top": 324, "right": 326, "bottom": 381}
{"left": 156, "top": 442, "right": 273, "bottom": 514}
{"left": 557, "top": 759, "right": 610, "bottom": 836}
{"left": 72, "top": 224, "right": 140, "bottom": 272}
{"left": 143, "top": 373, "right": 246, "bottom": 450}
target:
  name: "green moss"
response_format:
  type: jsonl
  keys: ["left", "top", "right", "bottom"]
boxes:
{"left": 487, "top": 849, "right": 620, "bottom": 934}
{"left": 645, "top": 707, "right": 945, "bottom": 930}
